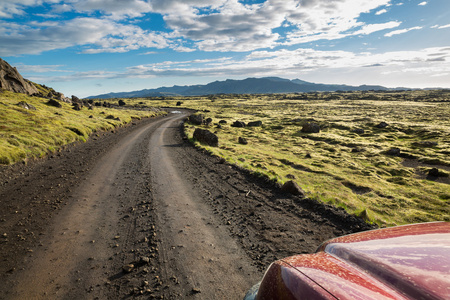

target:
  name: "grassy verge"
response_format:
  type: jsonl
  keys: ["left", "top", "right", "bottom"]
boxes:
{"left": 0, "top": 90, "right": 166, "bottom": 165}
{"left": 126, "top": 91, "right": 449, "bottom": 226}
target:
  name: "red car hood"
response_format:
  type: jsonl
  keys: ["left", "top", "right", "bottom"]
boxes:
{"left": 274, "top": 222, "right": 450, "bottom": 299}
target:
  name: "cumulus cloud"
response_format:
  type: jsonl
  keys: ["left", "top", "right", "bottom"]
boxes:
{"left": 0, "top": 17, "right": 169, "bottom": 56}
{"left": 418, "top": 1, "right": 427, "bottom": 6}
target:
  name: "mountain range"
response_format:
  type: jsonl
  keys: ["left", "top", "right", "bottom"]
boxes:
{"left": 86, "top": 77, "right": 405, "bottom": 99}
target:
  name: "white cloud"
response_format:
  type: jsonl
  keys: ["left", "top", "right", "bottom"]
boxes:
{"left": 433, "top": 24, "right": 450, "bottom": 29}
{"left": 0, "top": 17, "right": 169, "bottom": 56}
{"left": 353, "top": 21, "right": 401, "bottom": 35}
{"left": 375, "top": 9, "right": 388, "bottom": 15}
{"left": 418, "top": 1, "right": 427, "bottom": 6}
{"left": 384, "top": 26, "right": 422, "bottom": 37}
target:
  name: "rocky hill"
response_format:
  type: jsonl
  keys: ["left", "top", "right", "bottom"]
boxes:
{"left": 87, "top": 77, "right": 404, "bottom": 99}
{"left": 0, "top": 58, "right": 38, "bottom": 95}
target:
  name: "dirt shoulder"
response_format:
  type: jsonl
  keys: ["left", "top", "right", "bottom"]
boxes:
{"left": 0, "top": 111, "right": 375, "bottom": 299}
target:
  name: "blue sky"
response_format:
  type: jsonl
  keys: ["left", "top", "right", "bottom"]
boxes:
{"left": 1, "top": 0, "right": 450, "bottom": 98}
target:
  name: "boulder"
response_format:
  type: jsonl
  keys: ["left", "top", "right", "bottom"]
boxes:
{"left": 17, "top": 101, "right": 36, "bottom": 110}
{"left": 247, "top": 121, "right": 262, "bottom": 127}
{"left": 231, "top": 121, "right": 246, "bottom": 128}
{"left": 386, "top": 147, "right": 401, "bottom": 156}
{"left": 301, "top": 122, "right": 320, "bottom": 133}
{"left": 118, "top": 99, "right": 126, "bottom": 106}
{"left": 189, "top": 114, "right": 204, "bottom": 125}
{"left": 375, "top": 122, "right": 388, "bottom": 128}
{"left": 72, "top": 103, "right": 82, "bottom": 111}
{"left": 193, "top": 128, "right": 219, "bottom": 147}
{"left": 281, "top": 181, "right": 306, "bottom": 197}
{"left": 46, "top": 99, "right": 62, "bottom": 108}
{"left": 205, "top": 117, "right": 213, "bottom": 125}
{"left": 176, "top": 101, "right": 183, "bottom": 106}
{"left": 428, "top": 168, "right": 440, "bottom": 177}
{"left": 0, "top": 58, "right": 39, "bottom": 95}
{"left": 238, "top": 137, "right": 248, "bottom": 145}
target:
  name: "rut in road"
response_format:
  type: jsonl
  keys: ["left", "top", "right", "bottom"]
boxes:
{"left": 148, "top": 114, "right": 259, "bottom": 299}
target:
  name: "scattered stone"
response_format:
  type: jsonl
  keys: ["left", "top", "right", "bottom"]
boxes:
{"left": 247, "top": 121, "right": 263, "bottom": 127}
{"left": 192, "top": 288, "right": 201, "bottom": 294}
{"left": 140, "top": 256, "right": 150, "bottom": 264}
{"left": 118, "top": 99, "right": 126, "bottom": 106}
{"left": 281, "top": 180, "right": 306, "bottom": 197}
{"left": 46, "top": 99, "right": 62, "bottom": 108}
{"left": 375, "top": 121, "right": 388, "bottom": 128}
{"left": 122, "top": 264, "right": 134, "bottom": 273}
{"left": 176, "top": 101, "right": 182, "bottom": 106}
{"left": 428, "top": 168, "right": 440, "bottom": 177}
{"left": 72, "top": 103, "right": 82, "bottom": 111}
{"left": 219, "top": 120, "right": 227, "bottom": 124}
{"left": 205, "top": 117, "right": 213, "bottom": 125}
{"left": 189, "top": 114, "right": 204, "bottom": 125}
{"left": 351, "top": 148, "right": 365, "bottom": 153}
{"left": 105, "top": 115, "right": 116, "bottom": 120}
{"left": 231, "top": 120, "right": 246, "bottom": 128}
{"left": 17, "top": 101, "right": 36, "bottom": 110}
{"left": 352, "top": 128, "right": 365, "bottom": 134}
{"left": 301, "top": 122, "right": 320, "bottom": 133}
{"left": 238, "top": 137, "right": 248, "bottom": 145}
{"left": 386, "top": 147, "right": 401, "bottom": 156}
{"left": 286, "top": 174, "right": 296, "bottom": 179}
{"left": 193, "top": 128, "right": 219, "bottom": 147}
{"left": 305, "top": 153, "right": 312, "bottom": 158}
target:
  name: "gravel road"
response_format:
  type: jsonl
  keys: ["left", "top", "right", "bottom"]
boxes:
{"left": 0, "top": 110, "right": 374, "bottom": 299}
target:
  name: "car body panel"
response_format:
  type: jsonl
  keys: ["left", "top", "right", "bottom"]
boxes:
{"left": 247, "top": 222, "right": 450, "bottom": 300}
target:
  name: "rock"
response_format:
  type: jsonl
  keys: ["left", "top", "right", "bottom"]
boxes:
{"left": 286, "top": 174, "right": 296, "bottom": 179}
{"left": 118, "top": 99, "right": 126, "bottom": 106}
{"left": 386, "top": 147, "right": 401, "bottom": 156}
{"left": 72, "top": 103, "right": 82, "bottom": 111}
{"left": 375, "top": 122, "right": 388, "bottom": 128}
{"left": 428, "top": 168, "right": 440, "bottom": 177}
{"left": 122, "top": 264, "right": 134, "bottom": 273}
{"left": 305, "top": 153, "right": 312, "bottom": 158}
{"left": 219, "top": 120, "right": 227, "bottom": 124}
{"left": 231, "top": 121, "right": 246, "bottom": 128}
{"left": 140, "top": 256, "right": 150, "bottom": 264}
{"left": 189, "top": 114, "right": 204, "bottom": 125}
{"left": 281, "top": 180, "right": 306, "bottom": 197}
{"left": 0, "top": 58, "right": 39, "bottom": 95}
{"left": 17, "top": 101, "right": 36, "bottom": 110}
{"left": 105, "top": 115, "right": 115, "bottom": 119}
{"left": 352, "top": 128, "right": 365, "bottom": 134}
{"left": 176, "top": 101, "right": 182, "bottom": 106}
{"left": 238, "top": 137, "right": 248, "bottom": 145}
{"left": 46, "top": 99, "right": 62, "bottom": 108}
{"left": 72, "top": 95, "right": 80, "bottom": 103}
{"left": 301, "top": 122, "right": 320, "bottom": 133}
{"left": 205, "top": 118, "right": 213, "bottom": 125}
{"left": 247, "top": 121, "right": 262, "bottom": 127}
{"left": 193, "top": 128, "right": 219, "bottom": 147}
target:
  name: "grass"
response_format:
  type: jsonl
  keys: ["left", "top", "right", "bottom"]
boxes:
{"left": 0, "top": 90, "right": 166, "bottom": 165}
{"left": 125, "top": 90, "right": 449, "bottom": 227}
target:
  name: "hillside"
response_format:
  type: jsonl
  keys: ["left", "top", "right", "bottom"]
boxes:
{"left": 86, "top": 77, "right": 397, "bottom": 99}
{"left": 0, "top": 58, "right": 166, "bottom": 165}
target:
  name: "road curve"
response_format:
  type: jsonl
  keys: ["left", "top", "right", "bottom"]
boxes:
{"left": 148, "top": 112, "right": 259, "bottom": 299}
{"left": 1, "top": 111, "right": 259, "bottom": 299}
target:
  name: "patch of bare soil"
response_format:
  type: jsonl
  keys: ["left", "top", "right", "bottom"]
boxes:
{"left": 0, "top": 110, "right": 375, "bottom": 300}
{"left": 402, "top": 158, "right": 450, "bottom": 185}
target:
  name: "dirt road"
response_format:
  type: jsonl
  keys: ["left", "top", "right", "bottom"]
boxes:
{"left": 0, "top": 110, "right": 374, "bottom": 299}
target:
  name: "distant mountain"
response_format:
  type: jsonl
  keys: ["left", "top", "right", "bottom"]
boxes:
{"left": 86, "top": 77, "right": 399, "bottom": 99}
